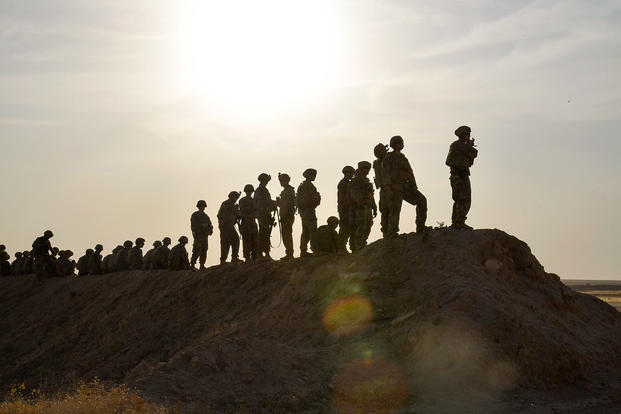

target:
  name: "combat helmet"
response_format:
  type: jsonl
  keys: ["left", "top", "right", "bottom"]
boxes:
{"left": 123, "top": 240, "right": 133, "bottom": 248}
{"left": 178, "top": 236, "right": 189, "bottom": 244}
{"left": 389, "top": 135, "right": 403, "bottom": 148}
{"left": 243, "top": 184, "right": 255, "bottom": 193}
{"left": 357, "top": 161, "right": 372, "bottom": 170}
{"left": 228, "top": 191, "right": 241, "bottom": 199}
{"left": 95, "top": 244, "right": 103, "bottom": 251}
{"left": 374, "top": 143, "right": 388, "bottom": 158}
{"left": 454, "top": 125, "right": 471, "bottom": 137}
{"left": 303, "top": 168, "right": 317, "bottom": 179}
{"left": 258, "top": 173, "right": 271, "bottom": 182}
{"left": 342, "top": 165, "right": 355, "bottom": 174}
{"left": 327, "top": 216, "right": 340, "bottom": 227}
{"left": 153, "top": 241, "right": 162, "bottom": 247}
{"left": 278, "top": 173, "right": 290, "bottom": 183}
{"left": 44, "top": 230, "right": 54, "bottom": 238}
{"left": 196, "top": 200, "right": 207, "bottom": 208}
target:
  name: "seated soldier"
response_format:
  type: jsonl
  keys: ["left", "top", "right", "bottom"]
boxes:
{"left": 313, "top": 216, "right": 340, "bottom": 255}
{"left": 0, "top": 251, "right": 11, "bottom": 276}
{"left": 169, "top": 236, "right": 190, "bottom": 271}
{"left": 55, "top": 250, "right": 76, "bottom": 277}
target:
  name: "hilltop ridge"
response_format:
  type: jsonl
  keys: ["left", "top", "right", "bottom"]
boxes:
{"left": 1, "top": 228, "right": 620, "bottom": 413}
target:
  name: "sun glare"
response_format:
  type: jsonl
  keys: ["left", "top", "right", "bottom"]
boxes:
{"left": 171, "top": 0, "right": 347, "bottom": 121}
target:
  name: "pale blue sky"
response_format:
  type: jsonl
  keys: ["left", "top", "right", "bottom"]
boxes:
{"left": 1, "top": 0, "right": 620, "bottom": 278}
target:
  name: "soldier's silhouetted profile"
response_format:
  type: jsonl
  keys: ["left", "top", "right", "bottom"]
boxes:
{"left": 314, "top": 216, "right": 340, "bottom": 255}
{"left": 446, "top": 125, "right": 478, "bottom": 229}
{"left": 382, "top": 136, "right": 429, "bottom": 236}
{"left": 143, "top": 241, "right": 161, "bottom": 270}
{"left": 190, "top": 200, "right": 213, "bottom": 270}
{"left": 88, "top": 244, "right": 104, "bottom": 274}
{"left": 103, "top": 245, "right": 122, "bottom": 273}
{"left": 373, "top": 143, "right": 389, "bottom": 237}
{"left": 116, "top": 240, "right": 133, "bottom": 271}
{"left": 277, "top": 173, "right": 296, "bottom": 260}
{"left": 169, "top": 236, "right": 190, "bottom": 270}
{"left": 337, "top": 166, "right": 355, "bottom": 254}
{"left": 21, "top": 251, "right": 33, "bottom": 274}
{"left": 11, "top": 252, "right": 23, "bottom": 276}
{"left": 153, "top": 237, "right": 172, "bottom": 269}
{"left": 129, "top": 238, "right": 145, "bottom": 270}
{"left": 349, "top": 162, "right": 377, "bottom": 251}
{"left": 254, "top": 174, "right": 277, "bottom": 260}
{"left": 32, "top": 230, "right": 55, "bottom": 278}
{"left": 296, "top": 168, "right": 321, "bottom": 256}
{"left": 77, "top": 249, "right": 94, "bottom": 276}
{"left": 239, "top": 185, "right": 259, "bottom": 262}
{"left": 218, "top": 191, "right": 241, "bottom": 264}
{"left": 55, "top": 250, "right": 76, "bottom": 276}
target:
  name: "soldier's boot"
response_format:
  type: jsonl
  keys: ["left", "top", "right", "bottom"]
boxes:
{"left": 416, "top": 224, "right": 432, "bottom": 233}
{"left": 231, "top": 257, "right": 242, "bottom": 263}
{"left": 300, "top": 251, "right": 312, "bottom": 257}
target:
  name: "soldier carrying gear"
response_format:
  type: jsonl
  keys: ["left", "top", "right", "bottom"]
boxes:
{"left": 349, "top": 161, "right": 377, "bottom": 252}
{"left": 11, "top": 252, "right": 23, "bottom": 276}
{"left": 88, "top": 244, "right": 104, "bottom": 274}
{"left": 218, "top": 191, "right": 242, "bottom": 264}
{"left": 153, "top": 237, "right": 172, "bottom": 270}
{"left": 143, "top": 241, "right": 162, "bottom": 270}
{"left": 32, "top": 230, "right": 55, "bottom": 278}
{"left": 277, "top": 172, "right": 297, "bottom": 260}
{"left": 128, "top": 237, "right": 145, "bottom": 270}
{"left": 169, "top": 236, "right": 190, "bottom": 270}
{"left": 254, "top": 173, "right": 277, "bottom": 260}
{"left": 314, "top": 216, "right": 340, "bottom": 255}
{"left": 21, "top": 251, "right": 33, "bottom": 274}
{"left": 77, "top": 249, "right": 94, "bottom": 276}
{"left": 296, "top": 168, "right": 321, "bottom": 257}
{"left": 55, "top": 250, "right": 76, "bottom": 277}
{"left": 446, "top": 125, "right": 478, "bottom": 229}
{"left": 337, "top": 165, "right": 355, "bottom": 254}
{"left": 190, "top": 200, "right": 214, "bottom": 270}
{"left": 382, "top": 135, "right": 429, "bottom": 237}
{"left": 239, "top": 184, "right": 259, "bottom": 261}
{"left": 373, "top": 143, "right": 389, "bottom": 237}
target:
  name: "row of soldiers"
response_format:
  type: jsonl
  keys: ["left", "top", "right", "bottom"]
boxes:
{"left": 1, "top": 127, "right": 478, "bottom": 276}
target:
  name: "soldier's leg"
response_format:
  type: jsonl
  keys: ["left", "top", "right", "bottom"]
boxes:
{"left": 379, "top": 188, "right": 388, "bottom": 237}
{"left": 220, "top": 229, "right": 230, "bottom": 263}
{"left": 231, "top": 228, "right": 240, "bottom": 260}
{"left": 190, "top": 236, "right": 200, "bottom": 266}
{"left": 200, "top": 237, "right": 208, "bottom": 267}
{"left": 386, "top": 192, "right": 404, "bottom": 237}
{"left": 250, "top": 225, "right": 259, "bottom": 259}
{"left": 308, "top": 218, "right": 318, "bottom": 252}
{"left": 241, "top": 224, "right": 250, "bottom": 260}
{"left": 363, "top": 208, "right": 373, "bottom": 242}
{"left": 403, "top": 189, "right": 428, "bottom": 230}
{"left": 338, "top": 211, "right": 350, "bottom": 252}
{"left": 450, "top": 175, "right": 469, "bottom": 225}
{"left": 300, "top": 217, "right": 309, "bottom": 253}
{"left": 282, "top": 217, "right": 294, "bottom": 257}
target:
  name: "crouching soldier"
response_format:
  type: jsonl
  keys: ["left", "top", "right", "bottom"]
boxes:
{"left": 88, "top": 244, "right": 104, "bottom": 274}
{"left": 143, "top": 241, "right": 162, "bottom": 270}
{"left": 153, "top": 237, "right": 172, "bottom": 269}
{"left": 169, "top": 236, "right": 190, "bottom": 271}
{"left": 55, "top": 250, "right": 76, "bottom": 276}
{"left": 314, "top": 216, "right": 340, "bottom": 255}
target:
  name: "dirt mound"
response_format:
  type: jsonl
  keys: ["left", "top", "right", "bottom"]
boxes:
{"left": 1, "top": 229, "right": 620, "bottom": 413}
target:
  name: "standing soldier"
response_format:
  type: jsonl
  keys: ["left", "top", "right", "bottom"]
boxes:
{"left": 349, "top": 162, "right": 377, "bottom": 251}
{"left": 153, "top": 237, "right": 172, "bottom": 269}
{"left": 296, "top": 168, "right": 321, "bottom": 256}
{"left": 32, "top": 230, "right": 55, "bottom": 278}
{"left": 218, "top": 191, "right": 241, "bottom": 264}
{"left": 169, "top": 236, "right": 190, "bottom": 270}
{"left": 277, "top": 173, "right": 296, "bottom": 260}
{"left": 446, "top": 125, "right": 478, "bottom": 229}
{"left": 88, "top": 244, "right": 104, "bottom": 274}
{"left": 239, "top": 185, "right": 259, "bottom": 261}
{"left": 254, "top": 173, "right": 277, "bottom": 260}
{"left": 143, "top": 241, "right": 162, "bottom": 270}
{"left": 129, "top": 237, "right": 145, "bottom": 270}
{"left": 382, "top": 135, "right": 429, "bottom": 237}
{"left": 373, "top": 143, "right": 389, "bottom": 237}
{"left": 337, "top": 166, "right": 355, "bottom": 254}
{"left": 314, "top": 216, "right": 340, "bottom": 255}
{"left": 190, "top": 200, "right": 213, "bottom": 270}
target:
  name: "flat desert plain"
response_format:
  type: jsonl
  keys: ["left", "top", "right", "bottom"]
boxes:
{"left": 564, "top": 279, "right": 621, "bottom": 311}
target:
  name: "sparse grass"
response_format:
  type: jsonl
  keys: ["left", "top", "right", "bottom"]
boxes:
{"left": 0, "top": 380, "right": 170, "bottom": 414}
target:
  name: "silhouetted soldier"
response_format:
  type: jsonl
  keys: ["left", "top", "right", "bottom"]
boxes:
{"left": 88, "top": 244, "right": 104, "bottom": 274}
{"left": 190, "top": 200, "right": 213, "bottom": 270}
{"left": 218, "top": 191, "right": 241, "bottom": 264}
{"left": 0, "top": 251, "right": 11, "bottom": 276}
{"left": 55, "top": 250, "right": 76, "bottom": 276}
{"left": 382, "top": 136, "right": 429, "bottom": 237}
{"left": 153, "top": 237, "right": 172, "bottom": 269}
{"left": 296, "top": 168, "right": 321, "bottom": 256}
{"left": 129, "top": 237, "right": 145, "bottom": 270}
{"left": 21, "top": 251, "right": 33, "bottom": 274}
{"left": 277, "top": 173, "right": 296, "bottom": 260}
{"left": 0, "top": 245, "right": 5, "bottom": 254}
{"left": 337, "top": 165, "right": 355, "bottom": 254}
{"left": 254, "top": 173, "right": 277, "bottom": 260}
{"left": 446, "top": 125, "right": 478, "bottom": 229}
{"left": 239, "top": 185, "right": 259, "bottom": 261}
{"left": 32, "top": 230, "right": 55, "bottom": 278}
{"left": 77, "top": 249, "right": 94, "bottom": 276}
{"left": 373, "top": 143, "right": 389, "bottom": 237}
{"left": 169, "top": 236, "right": 190, "bottom": 270}
{"left": 143, "top": 241, "right": 161, "bottom": 270}
{"left": 11, "top": 252, "right": 23, "bottom": 276}
{"left": 104, "top": 245, "right": 122, "bottom": 273}
{"left": 314, "top": 216, "right": 340, "bottom": 255}
{"left": 350, "top": 161, "right": 377, "bottom": 252}
{"left": 50, "top": 247, "right": 59, "bottom": 268}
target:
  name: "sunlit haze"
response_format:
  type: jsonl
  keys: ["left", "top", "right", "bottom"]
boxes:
{"left": 1, "top": 0, "right": 620, "bottom": 278}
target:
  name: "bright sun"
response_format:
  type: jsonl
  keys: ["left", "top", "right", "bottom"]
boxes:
{"left": 171, "top": 1, "right": 347, "bottom": 122}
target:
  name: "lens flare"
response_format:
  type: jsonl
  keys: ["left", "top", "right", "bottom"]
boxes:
{"left": 331, "top": 358, "right": 408, "bottom": 414}
{"left": 322, "top": 295, "right": 373, "bottom": 336}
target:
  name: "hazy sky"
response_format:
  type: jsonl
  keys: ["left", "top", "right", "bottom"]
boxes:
{"left": 1, "top": 0, "right": 620, "bottom": 278}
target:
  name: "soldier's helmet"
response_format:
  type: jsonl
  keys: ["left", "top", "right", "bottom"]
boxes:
{"left": 303, "top": 168, "right": 317, "bottom": 179}
{"left": 179, "top": 236, "right": 189, "bottom": 244}
{"left": 86, "top": 248, "right": 94, "bottom": 255}
{"left": 135, "top": 237, "right": 145, "bottom": 245}
{"left": 327, "top": 216, "right": 340, "bottom": 226}
{"left": 243, "top": 184, "right": 255, "bottom": 193}
{"left": 389, "top": 135, "right": 404, "bottom": 148}
{"left": 52, "top": 247, "right": 59, "bottom": 254}
{"left": 258, "top": 173, "right": 271, "bottom": 182}
{"left": 114, "top": 245, "right": 123, "bottom": 253}
{"left": 454, "top": 125, "right": 471, "bottom": 137}
{"left": 196, "top": 200, "right": 207, "bottom": 208}
{"left": 358, "top": 161, "right": 372, "bottom": 170}
{"left": 374, "top": 143, "right": 388, "bottom": 158}
{"left": 123, "top": 240, "right": 133, "bottom": 248}
{"left": 23, "top": 251, "right": 30, "bottom": 257}
{"left": 228, "top": 191, "right": 241, "bottom": 199}
{"left": 278, "top": 173, "right": 290, "bottom": 183}
{"left": 342, "top": 165, "right": 355, "bottom": 174}
{"left": 95, "top": 244, "right": 103, "bottom": 251}
{"left": 66, "top": 250, "right": 73, "bottom": 257}
{"left": 15, "top": 252, "right": 23, "bottom": 258}
{"left": 0, "top": 244, "right": 5, "bottom": 251}
{"left": 44, "top": 230, "right": 54, "bottom": 238}
{"left": 0, "top": 251, "right": 9, "bottom": 261}
{"left": 162, "top": 237, "right": 172, "bottom": 245}
{"left": 153, "top": 240, "right": 162, "bottom": 247}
